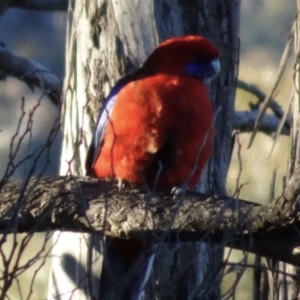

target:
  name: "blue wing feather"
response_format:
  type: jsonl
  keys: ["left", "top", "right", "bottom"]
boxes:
{"left": 85, "top": 78, "right": 130, "bottom": 175}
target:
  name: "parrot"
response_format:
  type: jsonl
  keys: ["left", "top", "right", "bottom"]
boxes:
{"left": 86, "top": 35, "right": 220, "bottom": 191}
{"left": 85, "top": 35, "right": 220, "bottom": 299}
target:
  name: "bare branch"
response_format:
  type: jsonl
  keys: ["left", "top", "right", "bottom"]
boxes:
{"left": 237, "top": 79, "right": 290, "bottom": 122}
{"left": 236, "top": 79, "right": 291, "bottom": 136}
{"left": 234, "top": 110, "right": 290, "bottom": 135}
{"left": 247, "top": 29, "right": 294, "bottom": 148}
{"left": 0, "top": 43, "right": 62, "bottom": 106}
{"left": 1, "top": 166, "right": 300, "bottom": 266}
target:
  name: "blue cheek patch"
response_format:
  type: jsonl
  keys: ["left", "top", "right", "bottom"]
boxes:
{"left": 185, "top": 62, "right": 215, "bottom": 80}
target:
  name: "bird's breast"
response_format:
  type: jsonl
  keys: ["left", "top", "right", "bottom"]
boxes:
{"left": 92, "top": 74, "right": 214, "bottom": 188}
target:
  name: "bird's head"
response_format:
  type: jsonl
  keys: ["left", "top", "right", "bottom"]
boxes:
{"left": 143, "top": 35, "right": 220, "bottom": 81}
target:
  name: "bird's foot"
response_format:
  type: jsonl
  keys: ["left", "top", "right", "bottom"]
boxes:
{"left": 171, "top": 184, "right": 188, "bottom": 198}
{"left": 117, "top": 178, "right": 124, "bottom": 191}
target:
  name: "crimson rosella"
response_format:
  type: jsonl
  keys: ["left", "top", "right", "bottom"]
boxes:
{"left": 86, "top": 35, "right": 220, "bottom": 190}
{"left": 86, "top": 35, "right": 220, "bottom": 299}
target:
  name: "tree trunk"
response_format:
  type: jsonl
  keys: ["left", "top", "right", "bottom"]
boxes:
{"left": 47, "top": 2, "right": 104, "bottom": 299}
{"left": 47, "top": 0, "right": 240, "bottom": 299}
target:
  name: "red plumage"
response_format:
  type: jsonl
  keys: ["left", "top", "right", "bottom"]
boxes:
{"left": 87, "top": 35, "right": 219, "bottom": 190}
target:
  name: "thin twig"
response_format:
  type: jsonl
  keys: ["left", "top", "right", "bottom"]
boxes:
{"left": 247, "top": 27, "right": 294, "bottom": 148}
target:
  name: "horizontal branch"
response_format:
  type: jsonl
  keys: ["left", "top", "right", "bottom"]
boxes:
{"left": 237, "top": 80, "right": 288, "bottom": 121}
{"left": 237, "top": 80, "right": 291, "bottom": 136}
{"left": 234, "top": 110, "right": 290, "bottom": 135}
{"left": 0, "top": 43, "right": 62, "bottom": 106}
{"left": 1, "top": 167, "right": 300, "bottom": 266}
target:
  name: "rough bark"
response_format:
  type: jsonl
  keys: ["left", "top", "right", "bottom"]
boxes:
{"left": 1, "top": 172, "right": 300, "bottom": 268}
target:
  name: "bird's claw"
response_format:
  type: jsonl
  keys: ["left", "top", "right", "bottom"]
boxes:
{"left": 171, "top": 185, "right": 187, "bottom": 198}
{"left": 117, "top": 178, "right": 124, "bottom": 191}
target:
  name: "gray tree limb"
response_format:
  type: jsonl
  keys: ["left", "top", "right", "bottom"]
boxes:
{"left": 237, "top": 80, "right": 289, "bottom": 121}
{"left": 234, "top": 110, "right": 290, "bottom": 135}
{"left": 1, "top": 166, "right": 300, "bottom": 267}
{"left": 0, "top": 43, "right": 62, "bottom": 106}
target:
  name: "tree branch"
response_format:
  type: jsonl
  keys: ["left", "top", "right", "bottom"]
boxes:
{"left": 236, "top": 79, "right": 291, "bottom": 135}
{"left": 237, "top": 77, "right": 292, "bottom": 148}
{"left": 1, "top": 167, "right": 300, "bottom": 266}
{"left": 0, "top": 43, "right": 62, "bottom": 106}
{"left": 234, "top": 110, "right": 290, "bottom": 135}
{"left": 237, "top": 80, "right": 289, "bottom": 122}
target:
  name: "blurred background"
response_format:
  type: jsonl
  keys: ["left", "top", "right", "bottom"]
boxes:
{"left": 0, "top": 0, "right": 296, "bottom": 298}
{"left": 229, "top": 0, "right": 294, "bottom": 203}
{"left": 0, "top": 9, "right": 65, "bottom": 178}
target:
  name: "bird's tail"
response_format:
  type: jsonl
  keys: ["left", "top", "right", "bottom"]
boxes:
{"left": 99, "top": 237, "right": 155, "bottom": 300}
